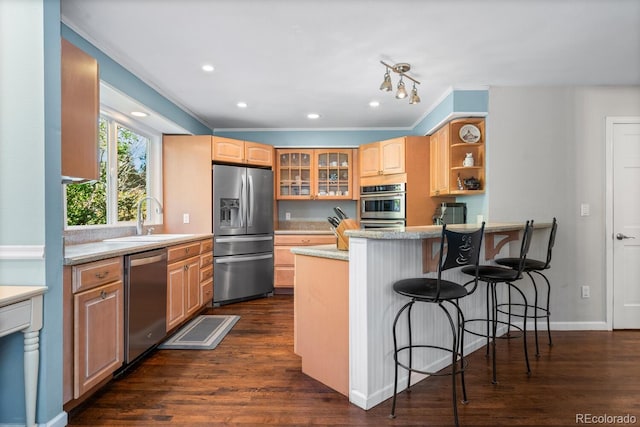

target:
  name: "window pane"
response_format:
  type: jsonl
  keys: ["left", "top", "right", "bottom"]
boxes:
{"left": 117, "top": 125, "right": 148, "bottom": 222}
{"left": 65, "top": 119, "right": 108, "bottom": 226}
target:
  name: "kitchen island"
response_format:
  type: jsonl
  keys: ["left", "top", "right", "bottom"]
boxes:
{"left": 292, "top": 222, "right": 551, "bottom": 411}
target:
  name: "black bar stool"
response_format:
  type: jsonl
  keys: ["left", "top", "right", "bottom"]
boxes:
{"left": 461, "top": 220, "right": 534, "bottom": 384}
{"left": 390, "top": 223, "right": 485, "bottom": 427}
{"left": 495, "top": 217, "right": 557, "bottom": 356}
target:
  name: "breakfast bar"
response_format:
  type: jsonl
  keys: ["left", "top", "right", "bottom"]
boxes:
{"left": 292, "top": 222, "right": 551, "bottom": 410}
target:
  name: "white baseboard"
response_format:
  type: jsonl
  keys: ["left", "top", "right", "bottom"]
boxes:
{"left": 0, "top": 411, "right": 67, "bottom": 427}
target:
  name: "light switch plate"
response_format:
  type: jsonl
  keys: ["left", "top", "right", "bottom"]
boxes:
{"left": 183, "top": 213, "right": 190, "bottom": 224}
{"left": 580, "top": 203, "right": 590, "bottom": 216}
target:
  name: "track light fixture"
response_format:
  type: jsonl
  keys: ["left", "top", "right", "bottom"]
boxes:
{"left": 379, "top": 60, "right": 421, "bottom": 104}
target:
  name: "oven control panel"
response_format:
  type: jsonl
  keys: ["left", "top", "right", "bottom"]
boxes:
{"left": 360, "top": 183, "right": 406, "bottom": 194}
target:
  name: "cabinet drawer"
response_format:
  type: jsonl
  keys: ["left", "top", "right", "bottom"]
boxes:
{"left": 274, "top": 267, "right": 294, "bottom": 288}
{"left": 274, "top": 246, "right": 294, "bottom": 266}
{"left": 274, "top": 234, "right": 335, "bottom": 246}
{"left": 200, "top": 279, "right": 213, "bottom": 305}
{"left": 200, "top": 252, "right": 213, "bottom": 268}
{"left": 168, "top": 242, "right": 201, "bottom": 263}
{"left": 72, "top": 257, "right": 123, "bottom": 293}
{"left": 200, "top": 264, "right": 213, "bottom": 282}
{"left": 200, "top": 238, "right": 213, "bottom": 253}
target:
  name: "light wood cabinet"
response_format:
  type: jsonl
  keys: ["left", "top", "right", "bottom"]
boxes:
{"left": 430, "top": 117, "right": 486, "bottom": 196}
{"left": 212, "top": 136, "right": 273, "bottom": 167}
{"left": 61, "top": 38, "right": 99, "bottom": 181}
{"left": 274, "top": 234, "right": 337, "bottom": 289}
{"left": 199, "top": 239, "right": 214, "bottom": 307}
{"left": 166, "top": 241, "right": 202, "bottom": 332}
{"left": 163, "top": 135, "right": 213, "bottom": 233}
{"left": 276, "top": 149, "right": 356, "bottom": 200}
{"left": 360, "top": 136, "right": 454, "bottom": 226}
{"left": 359, "top": 138, "right": 405, "bottom": 177}
{"left": 429, "top": 125, "right": 450, "bottom": 196}
{"left": 71, "top": 257, "right": 124, "bottom": 399}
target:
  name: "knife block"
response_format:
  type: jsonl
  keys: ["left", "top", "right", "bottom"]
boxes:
{"left": 336, "top": 218, "right": 358, "bottom": 250}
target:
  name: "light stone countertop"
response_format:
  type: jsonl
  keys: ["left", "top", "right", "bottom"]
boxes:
{"left": 290, "top": 244, "right": 349, "bottom": 261}
{"left": 345, "top": 222, "right": 540, "bottom": 240}
{"left": 64, "top": 234, "right": 213, "bottom": 265}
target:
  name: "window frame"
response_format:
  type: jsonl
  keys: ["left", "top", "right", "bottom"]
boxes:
{"left": 63, "top": 108, "right": 163, "bottom": 230}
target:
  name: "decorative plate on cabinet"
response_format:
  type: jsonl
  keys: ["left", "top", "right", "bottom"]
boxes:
{"left": 459, "top": 124, "right": 481, "bottom": 143}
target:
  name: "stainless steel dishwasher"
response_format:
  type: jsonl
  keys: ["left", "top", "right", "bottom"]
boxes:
{"left": 124, "top": 248, "right": 167, "bottom": 365}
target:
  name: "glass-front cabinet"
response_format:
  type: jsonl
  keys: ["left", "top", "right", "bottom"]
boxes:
{"left": 277, "top": 149, "right": 352, "bottom": 200}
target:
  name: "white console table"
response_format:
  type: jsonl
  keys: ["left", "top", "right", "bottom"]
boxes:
{"left": 0, "top": 285, "right": 47, "bottom": 427}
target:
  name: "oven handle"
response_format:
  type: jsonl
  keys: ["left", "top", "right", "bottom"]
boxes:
{"left": 359, "top": 192, "right": 406, "bottom": 198}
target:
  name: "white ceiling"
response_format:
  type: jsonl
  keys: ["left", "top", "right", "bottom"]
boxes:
{"left": 61, "top": 0, "right": 640, "bottom": 132}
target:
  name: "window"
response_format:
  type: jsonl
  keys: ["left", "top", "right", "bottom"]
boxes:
{"left": 65, "top": 115, "right": 161, "bottom": 227}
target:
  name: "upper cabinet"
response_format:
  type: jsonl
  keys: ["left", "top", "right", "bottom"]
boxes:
{"left": 359, "top": 138, "right": 405, "bottom": 177}
{"left": 276, "top": 149, "right": 355, "bottom": 200}
{"left": 212, "top": 136, "right": 273, "bottom": 167}
{"left": 430, "top": 118, "right": 486, "bottom": 196}
{"left": 61, "top": 38, "right": 99, "bottom": 181}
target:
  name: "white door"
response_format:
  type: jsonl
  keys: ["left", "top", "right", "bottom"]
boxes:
{"left": 611, "top": 119, "right": 640, "bottom": 329}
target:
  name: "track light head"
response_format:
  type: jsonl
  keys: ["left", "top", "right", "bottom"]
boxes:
{"left": 395, "top": 78, "right": 407, "bottom": 99}
{"left": 380, "top": 70, "right": 392, "bottom": 92}
{"left": 409, "top": 84, "right": 421, "bottom": 104}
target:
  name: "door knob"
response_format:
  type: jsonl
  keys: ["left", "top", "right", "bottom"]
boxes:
{"left": 616, "top": 233, "right": 635, "bottom": 240}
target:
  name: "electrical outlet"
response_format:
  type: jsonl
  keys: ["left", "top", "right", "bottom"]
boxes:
{"left": 285, "top": 212, "right": 291, "bottom": 221}
{"left": 581, "top": 285, "right": 590, "bottom": 299}
{"left": 183, "top": 213, "right": 190, "bottom": 224}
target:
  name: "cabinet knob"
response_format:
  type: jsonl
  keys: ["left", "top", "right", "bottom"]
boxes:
{"left": 100, "top": 290, "right": 107, "bottom": 299}
{"left": 184, "top": 265, "right": 189, "bottom": 271}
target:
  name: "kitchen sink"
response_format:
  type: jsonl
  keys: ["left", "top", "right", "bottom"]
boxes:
{"left": 103, "top": 234, "right": 195, "bottom": 243}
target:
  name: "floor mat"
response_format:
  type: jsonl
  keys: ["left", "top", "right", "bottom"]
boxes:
{"left": 158, "top": 315, "right": 240, "bottom": 350}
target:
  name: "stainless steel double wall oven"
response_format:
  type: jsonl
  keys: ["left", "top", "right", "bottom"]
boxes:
{"left": 359, "top": 183, "right": 406, "bottom": 229}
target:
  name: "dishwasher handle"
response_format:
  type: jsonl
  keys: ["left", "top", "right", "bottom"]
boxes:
{"left": 130, "top": 253, "right": 167, "bottom": 267}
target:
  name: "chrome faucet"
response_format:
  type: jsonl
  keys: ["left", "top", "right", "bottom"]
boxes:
{"left": 136, "top": 196, "right": 163, "bottom": 235}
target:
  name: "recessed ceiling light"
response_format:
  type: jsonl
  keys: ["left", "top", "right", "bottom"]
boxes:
{"left": 131, "top": 111, "right": 148, "bottom": 117}
{"left": 237, "top": 102, "right": 248, "bottom": 108}
{"left": 202, "top": 64, "right": 215, "bottom": 72}
{"left": 307, "top": 113, "right": 320, "bottom": 119}
{"left": 369, "top": 101, "right": 380, "bottom": 107}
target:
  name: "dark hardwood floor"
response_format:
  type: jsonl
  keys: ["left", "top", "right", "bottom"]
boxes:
{"left": 68, "top": 295, "right": 640, "bottom": 426}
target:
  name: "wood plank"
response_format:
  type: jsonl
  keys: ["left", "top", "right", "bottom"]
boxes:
{"left": 67, "top": 296, "right": 640, "bottom": 426}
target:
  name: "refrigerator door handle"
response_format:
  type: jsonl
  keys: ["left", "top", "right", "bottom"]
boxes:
{"left": 248, "top": 174, "right": 254, "bottom": 227}
{"left": 240, "top": 173, "right": 246, "bottom": 227}
{"left": 215, "top": 253, "right": 273, "bottom": 264}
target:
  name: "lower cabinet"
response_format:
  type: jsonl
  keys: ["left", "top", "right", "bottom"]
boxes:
{"left": 68, "top": 257, "right": 124, "bottom": 400}
{"left": 166, "top": 238, "right": 214, "bottom": 332}
{"left": 274, "top": 234, "right": 337, "bottom": 289}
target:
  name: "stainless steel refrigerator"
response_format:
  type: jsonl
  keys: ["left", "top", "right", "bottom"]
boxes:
{"left": 212, "top": 164, "right": 274, "bottom": 304}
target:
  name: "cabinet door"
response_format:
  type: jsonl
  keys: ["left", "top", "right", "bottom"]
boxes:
{"left": 74, "top": 281, "right": 124, "bottom": 398}
{"left": 185, "top": 257, "right": 201, "bottom": 317}
{"left": 61, "top": 39, "right": 99, "bottom": 181}
{"left": 163, "top": 135, "right": 213, "bottom": 233}
{"left": 167, "top": 261, "right": 186, "bottom": 331}
{"left": 430, "top": 126, "right": 450, "bottom": 196}
{"left": 245, "top": 141, "right": 273, "bottom": 167}
{"left": 276, "top": 149, "right": 314, "bottom": 199}
{"left": 314, "top": 149, "right": 352, "bottom": 199}
{"left": 212, "top": 136, "right": 245, "bottom": 163}
{"left": 380, "top": 138, "right": 405, "bottom": 175}
{"left": 359, "top": 142, "right": 381, "bottom": 177}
